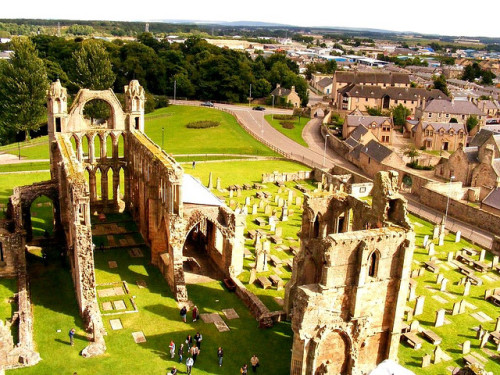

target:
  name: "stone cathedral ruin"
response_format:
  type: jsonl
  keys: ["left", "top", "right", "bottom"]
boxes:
{"left": 0, "top": 79, "right": 414, "bottom": 374}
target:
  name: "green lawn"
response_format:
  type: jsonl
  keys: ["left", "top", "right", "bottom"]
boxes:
{"left": 0, "top": 136, "right": 50, "bottom": 160}
{"left": 264, "top": 114, "right": 308, "bottom": 147}
{"left": 0, "top": 278, "right": 17, "bottom": 324}
{"left": 14, "top": 215, "right": 292, "bottom": 375}
{"left": 0, "top": 162, "right": 50, "bottom": 173}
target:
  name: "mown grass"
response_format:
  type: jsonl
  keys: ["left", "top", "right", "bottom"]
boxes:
{"left": 264, "top": 114, "right": 308, "bottom": 147}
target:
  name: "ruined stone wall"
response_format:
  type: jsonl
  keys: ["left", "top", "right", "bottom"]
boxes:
{"left": 262, "top": 170, "right": 311, "bottom": 184}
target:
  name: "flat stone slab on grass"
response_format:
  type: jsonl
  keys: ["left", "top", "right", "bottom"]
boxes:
{"left": 441, "top": 292, "right": 456, "bottom": 300}
{"left": 471, "top": 311, "right": 493, "bottom": 323}
{"left": 214, "top": 320, "right": 230, "bottom": 332}
{"left": 114, "top": 286, "right": 125, "bottom": 296}
{"left": 110, "top": 319, "right": 123, "bottom": 330}
{"left": 132, "top": 331, "right": 146, "bottom": 343}
{"left": 200, "top": 313, "right": 220, "bottom": 324}
{"left": 464, "top": 301, "right": 477, "bottom": 310}
{"left": 108, "top": 261, "right": 118, "bottom": 269}
{"left": 136, "top": 280, "right": 147, "bottom": 289}
{"left": 113, "top": 300, "right": 127, "bottom": 310}
{"left": 482, "top": 275, "right": 495, "bottom": 283}
{"left": 432, "top": 295, "right": 448, "bottom": 304}
{"left": 128, "top": 248, "right": 144, "bottom": 258}
{"left": 102, "top": 301, "right": 113, "bottom": 311}
{"left": 471, "top": 351, "right": 489, "bottom": 363}
{"left": 222, "top": 308, "right": 239, "bottom": 320}
{"left": 98, "top": 288, "right": 116, "bottom": 298}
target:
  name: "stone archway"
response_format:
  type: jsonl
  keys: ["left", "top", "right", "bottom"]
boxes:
{"left": 312, "top": 330, "right": 352, "bottom": 375}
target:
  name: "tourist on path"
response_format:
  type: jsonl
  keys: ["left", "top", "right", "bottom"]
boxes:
{"left": 69, "top": 328, "right": 76, "bottom": 346}
{"left": 190, "top": 345, "right": 200, "bottom": 363}
{"left": 194, "top": 332, "right": 202, "bottom": 349}
{"left": 185, "top": 334, "right": 193, "bottom": 349}
{"left": 186, "top": 356, "right": 194, "bottom": 375}
{"left": 251, "top": 355, "right": 260, "bottom": 372}
{"left": 217, "top": 346, "right": 224, "bottom": 367}
{"left": 240, "top": 364, "right": 248, "bottom": 374}
{"left": 169, "top": 340, "right": 176, "bottom": 359}
{"left": 180, "top": 306, "right": 187, "bottom": 323}
{"left": 178, "top": 343, "right": 184, "bottom": 363}
{"left": 192, "top": 305, "right": 199, "bottom": 322}
{"left": 192, "top": 161, "right": 196, "bottom": 169}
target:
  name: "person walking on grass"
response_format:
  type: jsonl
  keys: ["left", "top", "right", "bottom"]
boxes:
{"left": 251, "top": 354, "right": 260, "bottom": 372}
{"left": 69, "top": 328, "right": 76, "bottom": 346}
{"left": 194, "top": 331, "right": 202, "bottom": 349}
{"left": 192, "top": 305, "right": 199, "bottom": 322}
{"left": 190, "top": 344, "right": 200, "bottom": 364}
{"left": 217, "top": 346, "right": 224, "bottom": 367}
{"left": 178, "top": 343, "right": 184, "bottom": 363}
{"left": 180, "top": 306, "right": 187, "bottom": 323}
{"left": 186, "top": 356, "right": 194, "bottom": 375}
{"left": 185, "top": 334, "right": 193, "bottom": 349}
{"left": 169, "top": 340, "right": 175, "bottom": 359}
{"left": 240, "top": 363, "right": 248, "bottom": 374}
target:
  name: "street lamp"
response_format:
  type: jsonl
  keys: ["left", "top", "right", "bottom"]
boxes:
{"left": 323, "top": 134, "right": 330, "bottom": 167}
{"left": 444, "top": 175, "right": 455, "bottom": 226}
{"left": 271, "top": 94, "right": 275, "bottom": 121}
{"left": 173, "top": 80, "right": 177, "bottom": 104}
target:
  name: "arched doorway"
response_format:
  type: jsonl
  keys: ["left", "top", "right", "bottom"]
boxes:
{"left": 82, "top": 99, "right": 114, "bottom": 128}
{"left": 182, "top": 220, "right": 224, "bottom": 283}
{"left": 314, "top": 331, "right": 351, "bottom": 374}
{"left": 29, "top": 195, "right": 55, "bottom": 240}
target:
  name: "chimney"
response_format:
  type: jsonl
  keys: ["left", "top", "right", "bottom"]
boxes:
{"left": 276, "top": 83, "right": 280, "bottom": 89}
{"left": 291, "top": 86, "right": 296, "bottom": 92}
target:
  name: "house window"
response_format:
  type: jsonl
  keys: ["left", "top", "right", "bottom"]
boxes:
{"left": 446, "top": 114, "right": 449, "bottom": 118}
{"left": 428, "top": 113, "right": 432, "bottom": 118}
{"left": 360, "top": 187, "right": 366, "bottom": 193}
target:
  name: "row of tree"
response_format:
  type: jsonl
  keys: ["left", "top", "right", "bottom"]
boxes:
{"left": 0, "top": 34, "right": 309, "bottom": 144}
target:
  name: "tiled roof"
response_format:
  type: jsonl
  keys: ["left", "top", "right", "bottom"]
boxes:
{"left": 349, "top": 125, "right": 369, "bottom": 141}
{"left": 335, "top": 71, "right": 410, "bottom": 85}
{"left": 422, "top": 122, "right": 466, "bottom": 132}
{"left": 470, "top": 129, "right": 494, "bottom": 147}
{"left": 271, "top": 86, "right": 292, "bottom": 97}
{"left": 424, "top": 99, "right": 484, "bottom": 116}
{"left": 345, "top": 137, "right": 360, "bottom": 148}
{"left": 340, "top": 84, "right": 447, "bottom": 101}
{"left": 346, "top": 115, "right": 392, "bottom": 128}
{"left": 483, "top": 187, "right": 500, "bottom": 210}
{"left": 463, "top": 147, "right": 479, "bottom": 163}
{"left": 317, "top": 77, "right": 332, "bottom": 88}
{"left": 360, "top": 139, "right": 393, "bottom": 163}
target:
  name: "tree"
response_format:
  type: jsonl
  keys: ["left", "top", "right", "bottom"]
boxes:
{"left": 403, "top": 146, "right": 420, "bottom": 164}
{"left": 0, "top": 37, "right": 49, "bottom": 141}
{"left": 433, "top": 74, "right": 449, "bottom": 96}
{"left": 466, "top": 115, "right": 479, "bottom": 132}
{"left": 391, "top": 104, "right": 411, "bottom": 127}
{"left": 365, "top": 106, "right": 384, "bottom": 116}
{"left": 72, "top": 39, "right": 116, "bottom": 121}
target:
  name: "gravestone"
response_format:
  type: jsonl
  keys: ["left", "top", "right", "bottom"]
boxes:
{"left": 237, "top": 189, "right": 242, "bottom": 197}
{"left": 463, "top": 281, "right": 471, "bottom": 296}
{"left": 259, "top": 200, "right": 265, "bottom": 209}
{"left": 295, "top": 196, "right": 302, "bottom": 207}
{"left": 132, "top": 331, "right": 146, "bottom": 343}
{"left": 245, "top": 197, "right": 251, "bottom": 206}
{"left": 255, "top": 243, "right": 270, "bottom": 272}
{"left": 462, "top": 340, "right": 470, "bottom": 355}
{"left": 249, "top": 268, "right": 257, "bottom": 284}
{"left": 264, "top": 205, "right": 271, "bottom": 215}
{"left": 492, "top": 256, "right": 499, "bottom": 269}
{"left": 477, "top": 325, "right": 484, "bottom": 340}
{"left": 438, "top": 233, "right": 444, "bottom": 247}
{"left": 408, "top": 280, "right": 417, "bottom": 302}
{"left": 414, "top": 296, "right": 425, "bottom": 316}
{"left": 274, "top": 195, "right": 280, "bottom": 204}
{"left": 229, "top": 190, "right": 234, "bottom": 198}
{"left": 317, "top": 182, "right": 322, "bottom": 191}
{"left": 108, "top": 261, "right": 118, "bottom": 269}
{"left": 496, "top": 317, "right": 500, "bottom": 332}
{"left": 433, "top": 346, "right": 444, "bottom": 364}
{"left": 459, "top": 299, "right": 467, "bottom": 314}
{"left": 410, "top": 320, "right": 420, "bottom": 332}
{"left": 423, "top": 235, "right": 429, "bottom": 248}
{"left": 329, "top": 183, "right": 334, "bottom": 193}
{"left": 252, "top": 204, "right": 258, "bottom": 215}
{"left": 418, "top": 267, "right": 425, "bottom": 277}
{"left": 428, "top": 243, "right": 435, "bottom": 256}
{"left": 216, "top": 177, "right": 221, "bottom": 190}
{"left": 270, "top": 221, "right": 276, "bottom": 232}
{"left": 480, "top": 332, "right": 490, "bottom": 348}
{"left": 447, "top": 252, "right": 454, "bottom": 262}
{"left": 278, "top": 198, "right": 284, "bottom": 208}
{"left": 440, "top": 278, "right": 448, "bottom": 292}
{"left": 407, "top": 310, "right": 414, "bottom": 322}
{"left": 452, "top": 302, "right": 460, "bottom": 316}
{"left": 208, "top": 172, "right": 213, "bottom": 189}
{"left": 455, "top": 230, "right": 461, "bottom": 243}
{"left": 433, "top": 225, "right": 440, "bottom": 239}
{"left": 436, "top": 273, "right": 444, "bottom": 285}
{"left": 287, "top": 190, "right": 293, "bottom": 203}
{"left": 110, "top": 319, "right": 123, "bottom": 330}
{"left": 281, "top": 202, "right": 288, "bottom": 222}
{"left": 479, "top": 249, "right": 486, "bottom": 262}
{"left": 421, "top": 354, "right": 431, "bottom": 368}
{"left": 435, "top": 309, "right": 446, "bottom": 328}
{"left": 242, "top": 206, "right": 248, "bottom": 215}
{"left": 275, "top": 226, "right": 283, "bottom": 237}
{"left": 411, "top": 269, "right": 419, "bottom": 279}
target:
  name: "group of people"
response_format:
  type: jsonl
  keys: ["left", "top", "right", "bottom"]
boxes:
{"left": 168, "top": 331, "right": 203, "bottom": 374}
{"left": 180, "top": 305, "right": 199, "bottom": 323}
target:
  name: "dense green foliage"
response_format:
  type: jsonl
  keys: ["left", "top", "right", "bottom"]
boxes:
{"left": 391, "top": 104, "right": 411, "bottom": 126}
{"left": 466, "top": 115, "right": 479, "bottom": 131}
{"left": 433, "top": 74, "right": 450, "bottom": 96}
{"left": 0, "top": 37, "right": 49, "bottom": 141}
{"left": 185, "top": 120, "right": 220, "bottom": 129}
{"left": 462, "top": 62, "right": 497, "bottom": 84}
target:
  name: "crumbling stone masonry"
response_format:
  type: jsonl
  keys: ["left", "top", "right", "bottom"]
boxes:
{"left": 1, "top": 79, "right": 244, "bottom": 361}
{"left": 284, "top": 171, "right": 414, "bottom": 375}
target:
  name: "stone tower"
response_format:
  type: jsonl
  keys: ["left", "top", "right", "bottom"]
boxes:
{"left": 285, "top": 170, "right": 414, "bottom": 375}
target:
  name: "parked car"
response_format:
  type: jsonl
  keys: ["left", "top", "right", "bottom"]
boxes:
{"left": 252, "top": 106, "right": 265, "bottom": 111}
{"left": 200, "top": 101, "right": 214, "bottom": 107}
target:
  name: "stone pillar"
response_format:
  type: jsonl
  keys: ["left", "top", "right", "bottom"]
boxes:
{"left": 89, "top": 170, "right": 97, "bottom": 204}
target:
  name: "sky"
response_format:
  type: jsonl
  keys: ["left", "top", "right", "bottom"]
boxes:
{"left": 2, "top": 0, "right": 500, "bottom": 38}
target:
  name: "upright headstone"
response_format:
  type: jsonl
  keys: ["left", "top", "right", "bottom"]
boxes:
{"left": 242, "top": 206, "right": 248, "bottom": 215}
{"left": 423, "top": 235, "right": 429, "bottom": 248}
{"left": 421, "top": 354, "right": 431, "bottom": 368}
{"left": 249, "top": 268, "right": 257, "bottom": 284}
{"left": 410, "top": 320, "right": 420, "bottom": 332}
{"left": 256, "top": 242, "right": 270, "bottom": 272}
{"left": 252, "top": 204, "right": 258, "bottom": 215}
{"left": 237, "top": 189, "right": 242, "bottom": 197}
{"left": 479, "top": 249, "right": 486, "bottom": 262}
{"left": 245, "top": 196, "right": 251, "bottom": 206}
{"left": 408, "top": 280, "right": 417, "bottom": 302}
{"left": 463, "top": 281, "right": 471, "bottom": 296}
{"left": 433, "top": 225, "right": 440, "bottom": 239}
{"left": 295, "top": 196, "right": 302, "bottom": 207}
{"left": 428, "top": 243, "right": 435, "bottom": 256}
{"left": 433, "top": 346, "right": 444, "bottom": 364}
{"left": 317, "top": 182, "right": 322, "bottom": 191}
{"left": 278, "top": 198, "right": 284, "bottom": 208}
{"left": 492, "top": 256, "right": 499, "bottom": 269}
{"left": 287, "top": 190, "right": 293, "bottom": 203}
{"left": 438, "top": 233, "right": 444, "bottom": 247}
{"left": 452, "top": 302, "right": 460, "bottom": 316}
{"left": 440, "top": 278, "right": 448, "bottom": 292}
{"left": 436, "top": 273, "right": 444, "bottom": 285}
{"left": 447, "top": 252, "right": 454, "bottom": 262}
{"left": 208, "top": 172, "right": 213, "bottom": 189}
{"left": 216, "top": 177, "right": 221, "bottom": 190}
{"left": 264, "top": 205, "right": 271, "bottom": 215}
{"left": 275, "top": 226, "right": 283, "bottom": 237}
{"left": 274, "top": 195, "right": 280, "bottom": 204}
{"left": 458, "top": 299, "right": 467, "bottom": 314}
{"left": 435, "top": 309, "right": 446, "bottom": 328}
{"left": 495, "top": 317, "right": 500, "bottom": 332}
{"left": 281, "top": 202, "right": 288, "bottom": 222}
{"left": 480, "top": 332, "right": 490, "bottom": 348}
{"left": 229, "top": 189, "right": 234, "bottom": 198}
{"left": 455, "top": 230, "right": 461, "bottom": 243}
{"left": 259, "top": 200, "right": 265, "bottom": 210}
{"left": 329, "top": 184, "right": 334, "bottom": 193}
{"left": 270, "top": 221, "right": 276, "bottom": 232}
{"left": 407, "top": 309, "right": 414, "bottom": 322}
{"left": 414, "top": 296, "right": 425, "bottom": 316}
{"left": 462, "top": 340, "right": 470, "bottom": 355}
{"left": 476, "top": 325, "right": 484, "bottom": 340}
